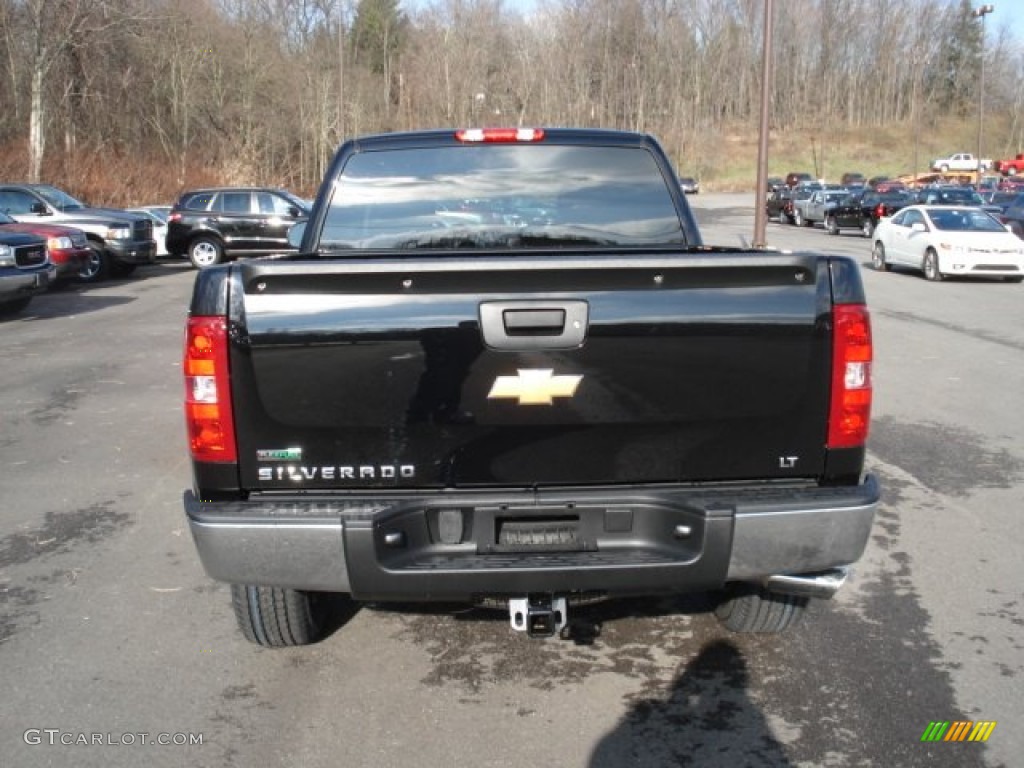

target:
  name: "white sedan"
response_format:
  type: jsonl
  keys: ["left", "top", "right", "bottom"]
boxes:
{"left": 871, "top": 205, "right": 1024, "bottom": 282}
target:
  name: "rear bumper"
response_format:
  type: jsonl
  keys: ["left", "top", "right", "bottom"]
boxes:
{"left": 184, "top": 475, "right": 880, "bottom": 600}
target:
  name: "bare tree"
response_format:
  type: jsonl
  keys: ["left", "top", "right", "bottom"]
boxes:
{"left": 0, "top": 0, "right": 1020, "bottom": 199}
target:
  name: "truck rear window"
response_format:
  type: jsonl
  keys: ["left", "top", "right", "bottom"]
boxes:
{"left": 318, "top": 145, "right": 686, "bottom": 250}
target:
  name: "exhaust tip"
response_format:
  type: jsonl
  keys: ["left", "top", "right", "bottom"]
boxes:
{"left": 764, "top": 567, "right": 849, "bottom": 599}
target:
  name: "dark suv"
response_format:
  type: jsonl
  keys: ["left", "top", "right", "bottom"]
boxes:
{"left": 166, "top": 187, "right": 310, "bottom": 268}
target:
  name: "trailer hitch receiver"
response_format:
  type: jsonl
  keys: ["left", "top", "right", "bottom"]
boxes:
{"left": 509, "top": 595, "right": 567, "bottom": 637}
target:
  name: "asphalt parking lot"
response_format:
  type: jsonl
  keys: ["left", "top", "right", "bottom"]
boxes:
{"left": 2, "top": 194, "right": 1022, "bottom": 767}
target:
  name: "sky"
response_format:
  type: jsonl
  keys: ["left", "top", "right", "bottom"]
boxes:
{"left": 996, "top": 9, "right": 1024, "bottom": 53}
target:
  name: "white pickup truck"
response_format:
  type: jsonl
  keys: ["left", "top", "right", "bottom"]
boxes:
{"left": 931, "top": 153, "right": 991, "bottom": 173}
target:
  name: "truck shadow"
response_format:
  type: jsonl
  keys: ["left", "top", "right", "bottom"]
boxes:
{"left": 589, "top": 638, "right": 796, "bottom": 767}
{"left": 317, "top": 594, "right": 362, "bottom": 639}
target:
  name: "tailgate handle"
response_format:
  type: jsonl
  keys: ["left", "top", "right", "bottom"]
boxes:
{"left": 479, "top": 301, "right": 588, "bottom": 350}
{"left": 503, "top": 309, "right": 565, "bottom": 333}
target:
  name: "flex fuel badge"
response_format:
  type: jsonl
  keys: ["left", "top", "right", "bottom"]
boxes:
{"left": 257, "top": 448, "right": 302, "bottom": 461}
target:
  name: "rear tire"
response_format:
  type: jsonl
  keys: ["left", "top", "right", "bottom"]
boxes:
{"left": 230, "top": 584, "right": 328, "bottom": 647}
{"left": 861, "top": 218, "right": 874, "bottom": 238}
{"left": 715, "top": 584, "right": 808, "bottom": 633}
{"left": 826, "top": 216, "right": 839, "bottom": 235}
{"left": 189, "top": 237, "right": 224, "bottom": 269}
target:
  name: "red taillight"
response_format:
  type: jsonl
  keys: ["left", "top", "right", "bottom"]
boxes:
{"left": 455, "top": 128, "right": 545, "bottom": 143}
{"left": 874, "top": 204, "right": 885, "bottom": 218}
{"left": 168, "top": 212, "right": 182, "bottom": 222}
{"left": 184, "top": 316, "right": 237, "bottom": 463}
{"left": 828, "top": 304, "right": 873, "bottom": 449}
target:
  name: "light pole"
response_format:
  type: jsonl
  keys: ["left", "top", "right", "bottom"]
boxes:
{"left": 972, "top": 4, "right": 994, "bottom": 178}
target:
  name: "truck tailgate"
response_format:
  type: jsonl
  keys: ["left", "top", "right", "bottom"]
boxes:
{"left": 229, "top": 252, "right": 832, "bottom": 490}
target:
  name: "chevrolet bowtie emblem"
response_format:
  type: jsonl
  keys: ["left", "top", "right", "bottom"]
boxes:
{"left": 487, "top": 369, "right": 583, "bottom": 405}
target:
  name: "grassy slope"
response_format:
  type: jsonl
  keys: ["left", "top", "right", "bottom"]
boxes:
{"left": 697, "top": 115, "right": 1019, "bottom": 192}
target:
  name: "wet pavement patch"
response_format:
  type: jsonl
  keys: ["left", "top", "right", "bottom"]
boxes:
{"left": 869, "top": 417, "right": 1023, "bottom": 496}
{"left": 0, "top": 502, "right": 131, "bottom": 568}
{"left": 0, "top": 585, "right": 42, "bottom": 644}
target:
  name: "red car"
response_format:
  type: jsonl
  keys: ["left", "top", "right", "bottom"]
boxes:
{"left": 0, "top": 210, "right": 91, "bottom": 282}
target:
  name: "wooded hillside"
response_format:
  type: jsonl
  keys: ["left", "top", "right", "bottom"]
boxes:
{"left": 1, "top": 0, "right": 1021, "bottom": 204}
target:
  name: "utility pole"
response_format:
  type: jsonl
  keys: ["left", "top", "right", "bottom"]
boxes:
{"left": 753, "top": 0, "right": 774, "bottom": 249}
{"left": 972, "top": 4, "right": 994, "bottom": 178}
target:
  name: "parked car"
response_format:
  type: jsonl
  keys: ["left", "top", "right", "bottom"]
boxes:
{"left": 0, "top": 184, "right": 156, "bottom": 282}
{"left": 788, "top": 181, "right": 826, "bottom": 226}
{"left": 0, "top": 229, "right": 55, "bottom": 314}
{"left": 913, "top": 186, "right": 1002, "bottom": 216}
{"left": 976, "top": 175, "right": 1002, "bottom": 195}
{"left": 766, "top": 176, "right": 785, "bottom": 193}
{"left": 800, "top": 188, "right": 848, "bottom": 228}
{"left": 999, "top": 194, "right": 1024, "bottom": 238}
{"left": 765, "top": 186, "right": 795, "bottom": 223}
{"left": 840, "top": 172, "right": 866, "bottom": 186}
{"left": 0, "top": 210, "right": 90, "bottom": 283}
{"left": 867, "top": 176, "right": 907, "bottom": 193}
{"left": 677, "top": 176, "right": 700, "bottom": 194}
{"left": 998, "top": 176, "right": 1024, "bottom": 192}
{"left": 166, "top": 187, "right": 310, "bottom": 268}
{"left": 930, "top": 153, "right": 990, "bottom": 173}
{"left": 127, "top": 206, "right": 171, "bottom": 257}
{"left": 983, "top": 190, "right": 1021, "bottom": 214}
{"left": 871, "top": 205, "right": 1024, "bottom": 282}
{"left": 826, "top": 190, "right": 914, "bottom": 237}
{"left": 992, "top": 153, "right": 1024, "bottom": 176}
{"left": 785, "top": 171, "right": 814, "bottom": 188}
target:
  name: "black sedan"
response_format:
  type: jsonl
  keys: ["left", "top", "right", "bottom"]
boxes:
{"left": 824, "top": 190, "right": 914, "bottom": 237}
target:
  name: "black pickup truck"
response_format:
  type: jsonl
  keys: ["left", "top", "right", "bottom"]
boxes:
{"left": 183, "top": 128, "right": 879, "bottom": 646}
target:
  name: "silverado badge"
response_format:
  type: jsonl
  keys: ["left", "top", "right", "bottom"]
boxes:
{"left": 487, "top": 369, "right": 583, "bottom": 405}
